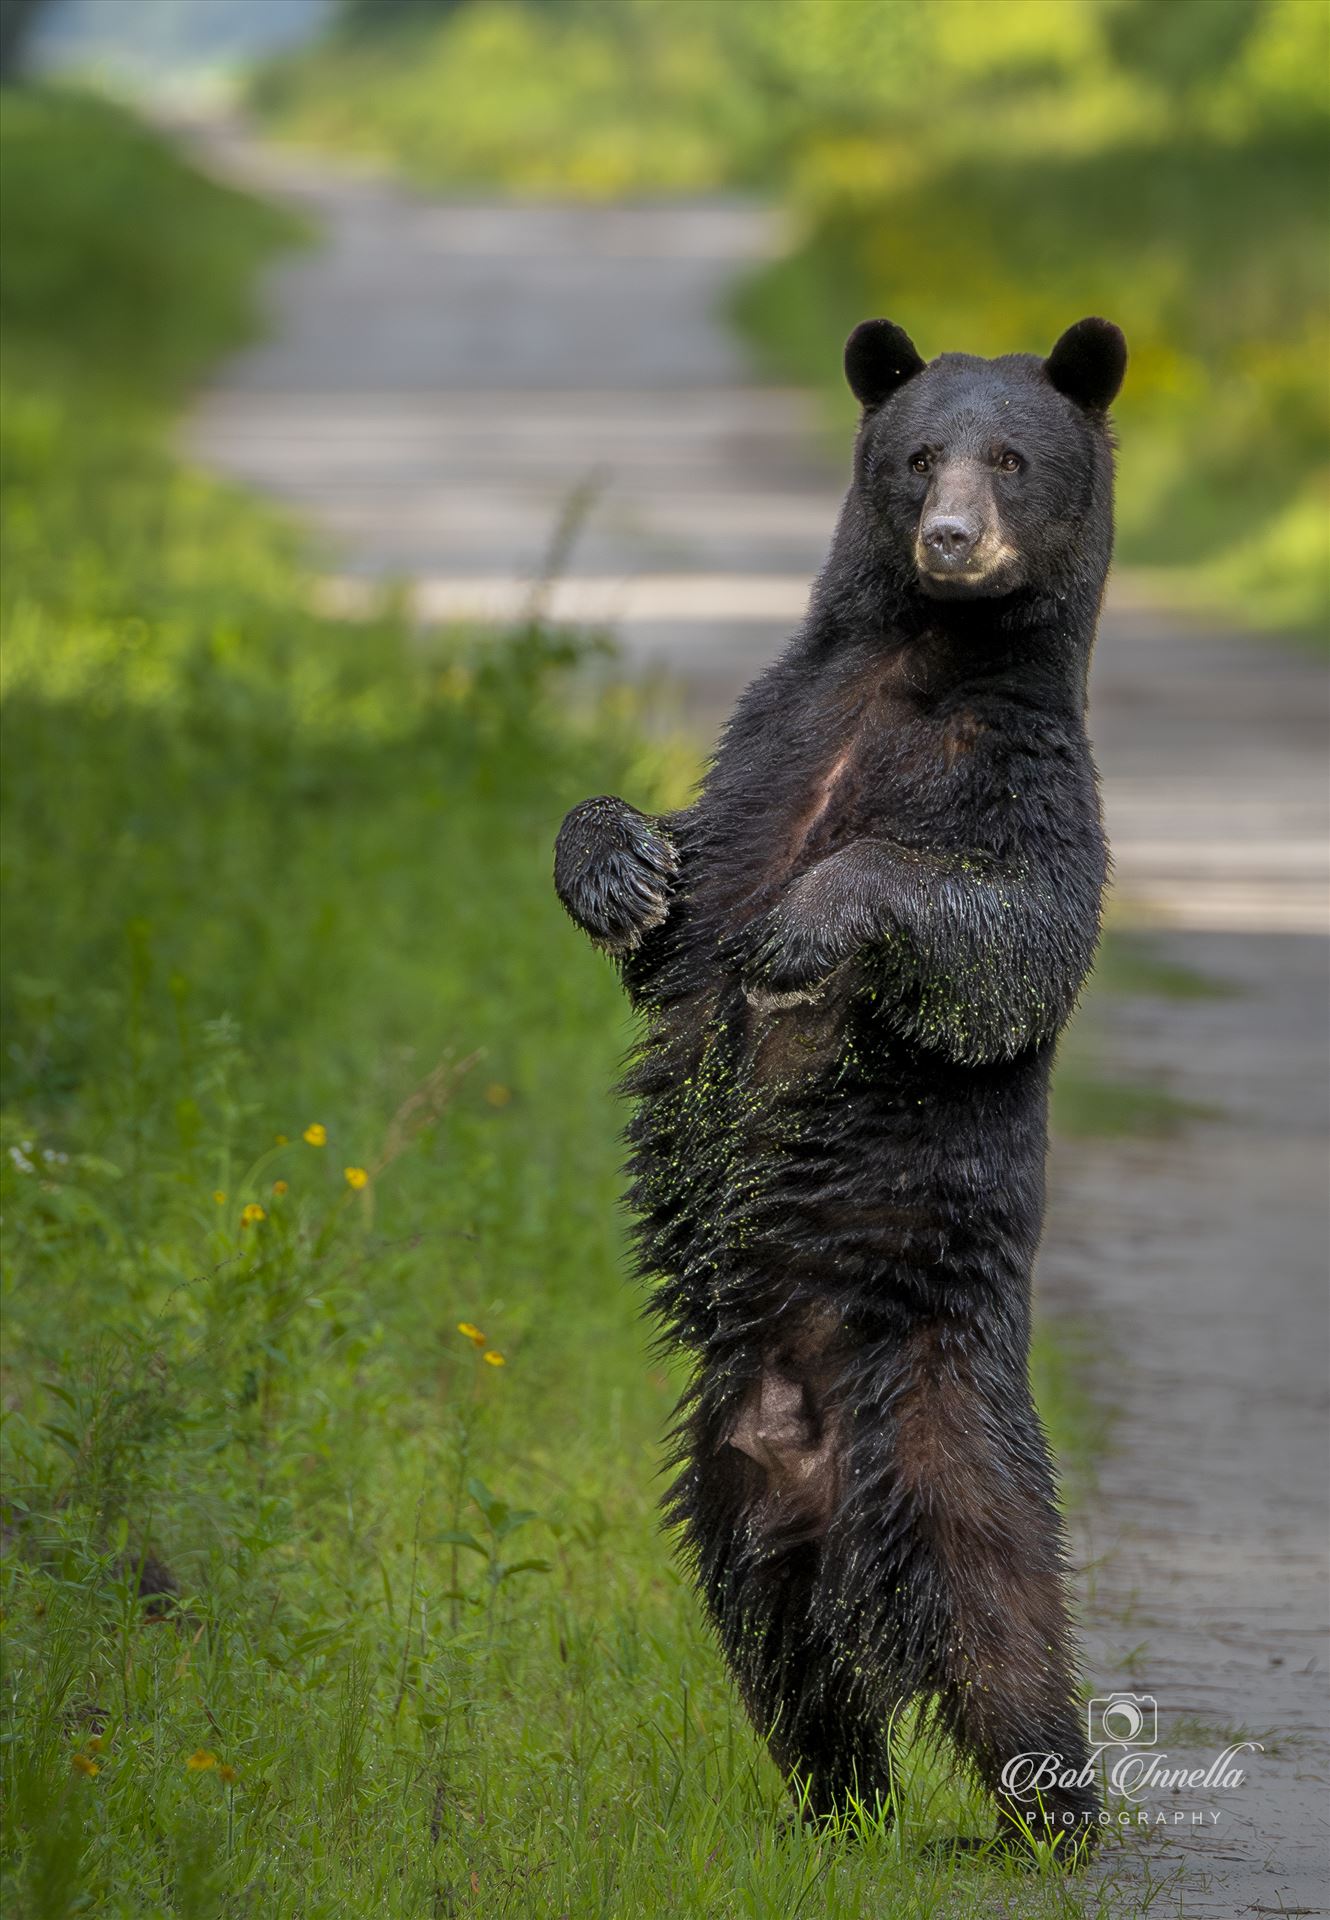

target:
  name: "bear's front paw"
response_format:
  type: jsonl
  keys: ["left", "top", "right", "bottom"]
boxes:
{"left": 730, "top": 849, "right": 892, "bottom": 1010}
{"left": 554, "top": 796, "right": 679, "bottom": 955}
{"left": 733, "top": 898, "right": 850, "bottom": 1011}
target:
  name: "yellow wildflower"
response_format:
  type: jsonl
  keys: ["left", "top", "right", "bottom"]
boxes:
{"left": 185, "top": 1749, "right": 217, "bottom": 1772}
{"left": 457, "top": 1322, "right": 486, "bottom": 1346}
{"left": 86, "top": 1735, "right": 104, "bottom": 1754}
{"left": 484, "top": 1083, "right": 512, "bottom": 1108}
{"left": 275, "top": 1133, "right": 289, "bottom": 1146}
{"left": 272, "top": 1179, "right": 288, "bottom": 1196}
{"left": 303, "top": 1123, "right": 327, "bottom": 1147}
{"left": 212, "top": 1191, "right": 226, "bottom": 1206}
{"left": 240, "top": 1203, "right": 266, "bottom": 1227}
{"left": 71, "top": 1752, "right": 100, "bottom": 1777}
{"left": 343, "top": 1166, "right": 368, "bottom": 1191}
{"left": 217, "top": 1763, "right": 239, "bottom": 1786}
{"left": 483, "top": 1350, "right": 506, "bottom": 1368}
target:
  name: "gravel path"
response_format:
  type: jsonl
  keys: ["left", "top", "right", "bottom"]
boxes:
{"left": 183, "top": 119, "right": 830, "bottom": 722}
{"left": 184, "top": 120, "right": 1329, "bottom": 1916}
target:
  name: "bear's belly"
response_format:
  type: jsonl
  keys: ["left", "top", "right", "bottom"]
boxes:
{"left": 629, "top": 986, "right": 1049, "bottom": 1315}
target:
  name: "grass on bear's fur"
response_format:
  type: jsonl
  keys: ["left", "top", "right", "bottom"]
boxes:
{"left": 1, "top": 90, "right": 1184, "bottom": 1920}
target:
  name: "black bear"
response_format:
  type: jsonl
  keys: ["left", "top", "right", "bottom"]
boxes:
{"left": 554, "top": 316, "right": 1126, "bottom": 1852}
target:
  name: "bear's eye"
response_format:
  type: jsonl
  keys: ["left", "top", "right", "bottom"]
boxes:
{"left": 909, "top": 452, "right": 930, "bottom": 475}
{"left": 997, "top": 450, "right": 1024, "bottom": 474}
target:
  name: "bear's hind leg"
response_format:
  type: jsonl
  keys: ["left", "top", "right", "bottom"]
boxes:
{"left": 736, "top": 1540, "right": 897, "bottom": 1824}
{"left": 676, "top": 1343, "right": 899, "bottom": 1821}
{"left": 887, "top": 1325, "right": 1101, "bottom": 1857}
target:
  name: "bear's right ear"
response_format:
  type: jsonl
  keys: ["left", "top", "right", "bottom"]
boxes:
{"left": 844, "top": 319, "right": 926, "bottom": 408}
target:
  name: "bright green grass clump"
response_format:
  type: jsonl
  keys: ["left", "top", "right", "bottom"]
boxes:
{"left": 1, "top": 89, "right": 1168, "bottom": 1918}
{"left": 254, "top": 0, "right": 1329, "bottom": 637}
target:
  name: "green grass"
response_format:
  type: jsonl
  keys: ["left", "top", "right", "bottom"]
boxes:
{"left": 253, "top": 0, "right": 1329, "bottom": 637}
{"left": 1085, "top": 935, "right": 1231, "bottom": 1005}
{"left": 1052, "top": 932, "right": 1227, "bottom": 1141}
{"left": 1051, "top": 1068, "right": 1214, "bottom": 1144}
{"left": 0, "top": 87, "right": 1194, "bottom": 1919}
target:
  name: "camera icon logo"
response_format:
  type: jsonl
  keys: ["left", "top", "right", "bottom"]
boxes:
{"left": 1088, "top": 1693, "right": 1158, "bottom": 1746}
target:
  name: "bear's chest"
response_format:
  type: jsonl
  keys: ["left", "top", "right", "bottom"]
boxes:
{"left": 692, "top": 652, "right": 996, "bottom": 935}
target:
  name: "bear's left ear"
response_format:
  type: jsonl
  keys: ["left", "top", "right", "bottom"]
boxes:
{"left": 844, "top": 319, "right": 926, "bottom": 408}
{"left": 1045, "top": 317, "right": 1127, "bottom": 412}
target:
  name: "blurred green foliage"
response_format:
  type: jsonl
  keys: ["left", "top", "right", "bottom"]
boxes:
{"left": 254, "top": 0, "right": 1330, "bottom": 634}
{"left": 0, "top": 87, "right": 297, "bottom": 395}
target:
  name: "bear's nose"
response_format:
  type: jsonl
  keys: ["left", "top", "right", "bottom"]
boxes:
{"left": 921, "top": 515, "right": 980, "bottom": 568}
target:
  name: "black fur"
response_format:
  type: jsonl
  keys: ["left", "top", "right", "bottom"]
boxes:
{"left": 844, "top": 318, "right": 927, "bottom": 407}
{"left": 554, "top": 320, "right": 1123, "bottom": 1854}
{"left": 1044, "top": 316, "right": 1128, "bottom": 414}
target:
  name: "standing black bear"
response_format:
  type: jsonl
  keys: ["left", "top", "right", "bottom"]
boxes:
{"left": 554, "top": 316, "right": 1126, "bottom": 1851}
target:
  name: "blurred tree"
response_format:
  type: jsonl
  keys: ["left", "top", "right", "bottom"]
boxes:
{"left": 1102, "top": 0, "right": 1262, "bottom": 98}
{"left": 337, "top": 0, "right": 563, "bottom": 29}
{"left": 337, "top": 0, "right": 462, "bottom": 30}
{"left": 0, "top": 0, "right": 51, "bottom": 78}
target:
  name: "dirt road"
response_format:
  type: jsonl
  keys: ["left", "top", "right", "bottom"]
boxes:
{"left": 185, "top": 121, "right": 1329, "bottom": 1916}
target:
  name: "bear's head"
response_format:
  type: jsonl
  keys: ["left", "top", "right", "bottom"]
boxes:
{"left": 843, "top": 317, "right": 1127, "bottom": 604}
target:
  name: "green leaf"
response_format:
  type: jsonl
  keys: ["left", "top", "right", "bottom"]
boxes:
{"left": 493, "top": 1508, "right": 537, "bottom": 1541}
{"left": 433, "top": 1530, "right": 486, "bottom": 1557}
{"left": 497, "top": 1558, "right": 552, "bottom": 1582}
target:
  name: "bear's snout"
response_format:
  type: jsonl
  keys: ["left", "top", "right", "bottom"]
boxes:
{"left": 913, "top": 461, "right": 1017, "bottom": 596}
{"left": 920, "top": 512, "right": 981, "bottom": 570}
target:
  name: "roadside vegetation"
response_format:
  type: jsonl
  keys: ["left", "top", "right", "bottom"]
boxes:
{"left": 1, "top": 87, "right": 1194, "bottom": 1918}
{"left": 254, "top": 0, "right": 1330, "bottom": 637}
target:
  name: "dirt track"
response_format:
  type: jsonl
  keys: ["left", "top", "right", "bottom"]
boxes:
{"left": 185, "top": 120, "right": 1329, "bottom": 1916}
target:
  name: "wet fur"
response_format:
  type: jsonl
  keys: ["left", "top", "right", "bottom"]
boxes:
{"left": 553, "top": 325, "right": 1122, "bottom": 1848}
